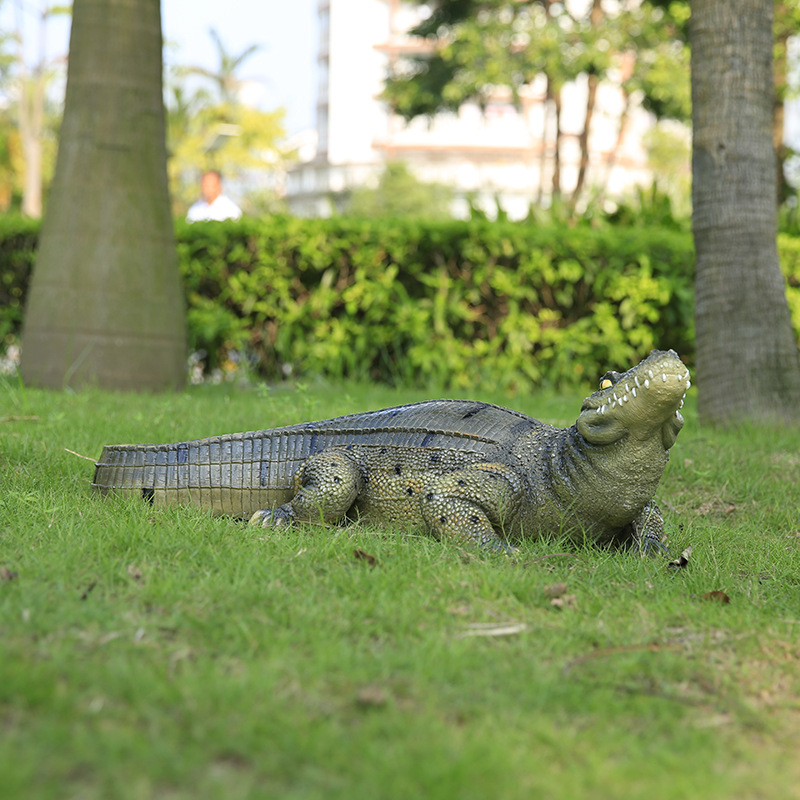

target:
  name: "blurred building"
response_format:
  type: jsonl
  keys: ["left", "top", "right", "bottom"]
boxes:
{"left": 286, "top": 0, "right": 658, "bottom": 219}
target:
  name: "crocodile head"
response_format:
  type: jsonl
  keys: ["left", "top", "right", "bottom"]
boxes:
{"left": 576, "top": 349, "right": 689, "bottom": 450}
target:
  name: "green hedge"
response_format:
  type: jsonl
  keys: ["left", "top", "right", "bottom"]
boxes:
{"left": 177, "top": 217, "right": 695, "bottom": 390}
{"left": 0, "top": 217, "right": 40, "bottom": 347}
{"left": 3, "top": 215, "right": 799, "bottom": 390}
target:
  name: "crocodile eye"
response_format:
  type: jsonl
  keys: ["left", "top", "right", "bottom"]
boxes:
{"left": 599, "top": 370, "right": 620, "bottom": 390}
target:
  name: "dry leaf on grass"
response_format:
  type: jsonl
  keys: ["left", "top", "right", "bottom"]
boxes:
{"left": 353, "top": 549, "right": 379, "bottom": 567}
{"left": 355, "top": 684, "right": 389, "bottom": 708}
{"left": 0, "top": 566, "right": 18, "bottom": 582}
{"left": 701, "top": 590, "right": 730, "bottom": 604}
{"left": 127, "top": 564, "right": 144, "bottom": 583}
{"left": 549, "top": 594, "right": 578, "bottom": 609}
{"left": 668, "top": 545, "right": 692, "bottom": 569}
{"left": 80, "top": 581, "right": 97, "bottom": 600}
{"left": 543, "top": 582, "right": 577, "bottom": 609}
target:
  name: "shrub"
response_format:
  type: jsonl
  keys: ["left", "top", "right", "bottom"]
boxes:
{"left": 0, "top": 216, "right": 39, "bottom": 347}
{"left": 3, "top": 214, "right": 797, "bottom": 390}
{"left": 176, "top": 216, "right": 695, "bottom": 390}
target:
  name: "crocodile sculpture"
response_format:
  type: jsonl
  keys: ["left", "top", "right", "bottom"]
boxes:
{"left": 92, "top": 349, "right": 690, "bottom": 552}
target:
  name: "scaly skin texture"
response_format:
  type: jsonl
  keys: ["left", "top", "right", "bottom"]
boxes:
{"left": 93, "top": 350, "right": 690, "bottom": 552}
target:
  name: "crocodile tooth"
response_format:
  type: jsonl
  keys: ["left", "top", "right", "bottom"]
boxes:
{"left": 634, "top": 376, "right": 640, "bottom": 387}
{"left": 680, "top": 399, "right": 684, "bottom": 408}
{"left": 644, "top": 379, "right": 650, "bottom": 389}
{"left": 632, "top": 388, "right": 637, "bottom": 398}
{"left": 600, "top": 404, "right": 606, "bottom": 414}
{"left": 625, "top": 384, "right": 630, "bottom": 393}
{"left": 686, "top": 379, "right": 691, "bottom": 389}
{"left": 662, "top": 373, "right": 667, "bottom": 382}
{"left": 622, "top": 394, "right": 628, "bottom": 402}
{"left": 648, "top": 370, "right": 654, "bottom": 379}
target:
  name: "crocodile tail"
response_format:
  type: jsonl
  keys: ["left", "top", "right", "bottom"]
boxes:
{"left": 93, "top": 443, "right": 175, "bottom": 501}
{"left": 92, "top": 437, "right": 291, "bottom": 517}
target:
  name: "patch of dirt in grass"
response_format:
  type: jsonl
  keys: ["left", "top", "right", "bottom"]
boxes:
{"left": 768, "top": 452, "right": 800, "bottom": 484}
{"left": 695, "top": 498, "right": 738, "bottom": 517}
{"left": 738, "top": 639, "right": 800, "bottom": 711}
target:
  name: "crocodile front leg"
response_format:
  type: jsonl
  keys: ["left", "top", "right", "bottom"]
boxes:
{"left": 420, "top": 463, "right": 524, "bottom": 552}
{"left": 250, "top": 448, "right": 363, "bottom": 528}
{"left": 626, "top": 501, "right": 668, "bottom": 556}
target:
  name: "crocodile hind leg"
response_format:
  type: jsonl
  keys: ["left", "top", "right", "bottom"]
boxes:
{"left": 420, "top": 463, "right": 523, "bottom": 552}
{"left": 250, "top": 448, "right": 363, "bottom": 528}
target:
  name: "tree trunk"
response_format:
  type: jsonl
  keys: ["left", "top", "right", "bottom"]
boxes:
{"left": 571, "top": 0, "right": 603, "bottom": 208}
{"left": 772, "top": 5, "right": 790, "bottom": 203}
{"left": 595, "top": 85, "right": 632, "bottom": 207}
{"left": 572, "top": 72, "right": 597, "bottom": 207}
{"left": 19, "top": 74, "right": 44, "bottom": 219}
{"left": 15, "top": 6, "right": 46, "bottom": 220}
{"left": 551, "top": 85, "right": 562, "bottom": 201}
{"left": 21, "top": 0, "right": 186, "bottom": 391}
{"left": 690, "top": 0, "right": 800, "bottom": 424}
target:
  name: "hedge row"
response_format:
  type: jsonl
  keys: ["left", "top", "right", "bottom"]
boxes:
{"left": 3, "top": 215, "right": 799, "bottom": 390}
{"left": 0, "top": 216, "right": 39, "bottom": 348}
{"left": 177, "top": 217, "right": 696, "bottom": 390}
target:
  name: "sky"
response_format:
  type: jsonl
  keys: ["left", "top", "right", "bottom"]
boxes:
{"left": 2, "top": 0, "right": 319, "bottom": 136}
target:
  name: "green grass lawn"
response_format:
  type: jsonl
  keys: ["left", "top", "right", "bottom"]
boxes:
{"left": 2, "top": 375, "right": 799, "bottom": 800}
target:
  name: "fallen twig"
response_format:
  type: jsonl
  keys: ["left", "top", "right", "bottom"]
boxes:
{"left": 457, "top": 622, "right": 528, "bottom": 638}
{"left": 563, "top": 643, "right": 682, "bottom": 675}
{"left": 65, "top": 448, "right": 99, "bottom": 462}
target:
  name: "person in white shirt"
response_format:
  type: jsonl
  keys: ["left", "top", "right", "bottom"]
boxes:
{"left": 186, "top": 170, "right": 242, "bottom": 222}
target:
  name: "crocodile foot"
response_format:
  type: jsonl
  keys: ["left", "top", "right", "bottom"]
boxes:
{"left": 249, "top": 506, "right": 296, "bottom": 528}
{"left": 639, "top": 530, "right": 669, "bottom": 557}
{"left": 628, "top": 501, "right": 670, "bottom": 558}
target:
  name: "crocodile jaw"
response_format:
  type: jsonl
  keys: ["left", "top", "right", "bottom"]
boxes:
{"left": 576, "top": 350, "right": 690, "bottom": 450}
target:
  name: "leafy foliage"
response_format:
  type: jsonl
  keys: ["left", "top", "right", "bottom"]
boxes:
{"left": 388, "top": 1, "right": 692, "bottom": 122}
{"left": 166, "top": 99, "right": 287, "bottom": 214}
{"left": 4, "top": 215, "right": 800, "bottom": 391}
{"left": 0, "top": 6, "right": 66, "bottom": 216}
{"left": 346, "top": 162, "right": 454, "bottom": 220}
{"left": 0, "top": 216, "right": 39, "bottom": 345}
{"left": 164, "top": 28, "right": 289, "bottom": 215}
{"left": 382, "top": 0, "right": 692, "bottom": 207}
{"left": 174, "top": 215, "right": 700, "bottom": 390}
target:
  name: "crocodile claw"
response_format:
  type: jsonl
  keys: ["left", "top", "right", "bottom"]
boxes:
{"left": 639, "top": 530, "right": 669, "bottom": 558}
{"left": 249, "top": 507, "right": 295, "bottom": 528}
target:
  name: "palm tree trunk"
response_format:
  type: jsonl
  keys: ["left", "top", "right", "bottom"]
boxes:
{"left": 691, "top": 0, "right": 800, "bottom": 423}
{"left": 772, "top": 3, "right": 790, "bottom": 203}
{"left": 21, "top": 0, "right": 186, "bottom": 390}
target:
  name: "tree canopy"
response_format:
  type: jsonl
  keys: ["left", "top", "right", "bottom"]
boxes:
{"left": 383, "top": 0, "right": 692, "bottom": 206}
